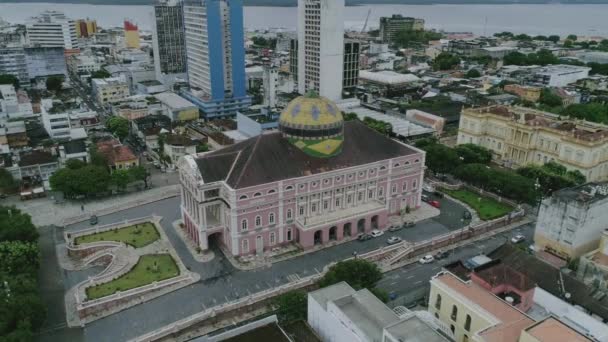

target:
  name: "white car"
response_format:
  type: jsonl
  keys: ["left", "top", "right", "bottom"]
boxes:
{"left": 511, "top": 234, "right": 526, "bottom": 244}
{"left": 387, "top": 236, "right": 402, "bottom": 245}
{"left": 370, "top": 229, "right": 384, "bottom": 238}
{"left": 419, "top": 255, "right": 435, "bottom": 264}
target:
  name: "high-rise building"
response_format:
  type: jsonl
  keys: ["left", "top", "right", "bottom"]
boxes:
{"left": 75, "top": 19, "right": 97, "bottom": 38}
{"left": 181, "top": 0, "right": 250, "bottom": 119}
{"left": 290, "top": 38, "right": 359, "bottom": 97}
{"left": 24, "top": 46, "right": 68, "bottom": 80}
{"left": 152, "top": 0, "right": 187, "bottom": 83}
{"left": 297, "top": 0, "right": 344, "bottom": 101}
{"left": 379, "top": 15, "right": 425, "bottom": 44}
{"left": 342, "top": 40, "right": 360, "bottom": 95}
{"left": 124, "top": 20, "right": 141, "bottom": 49}
{"left": 26, "top": 11, "right": 79, "bottom": 52}
{"left": 0, "top": 45, "right": 29, "bottom": 86}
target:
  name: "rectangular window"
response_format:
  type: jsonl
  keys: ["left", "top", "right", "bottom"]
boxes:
{"left": 323, "top": 200, "right": 329, "bottom": 210}
{"left": 270, "top": 233, "right": 276, "bottom": 245}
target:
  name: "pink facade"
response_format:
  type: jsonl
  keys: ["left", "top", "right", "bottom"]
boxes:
{"left": 178, "top": 150, "right": 425, "bottom": 257}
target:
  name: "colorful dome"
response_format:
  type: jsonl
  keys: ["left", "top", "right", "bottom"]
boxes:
{"left": 279, "top": 93, "right": 344, "bottom": 158}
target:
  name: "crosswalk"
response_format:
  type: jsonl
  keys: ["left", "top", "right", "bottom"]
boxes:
{"left": 286, "top": 274, "right": 301, "bottom": 282}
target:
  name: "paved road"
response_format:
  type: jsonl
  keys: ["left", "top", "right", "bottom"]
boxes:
{"left": 38, "top": 195, "right": 472, "bottom": 342}
{"left": 376, "top": 222, "right": 535, "bottom": 305}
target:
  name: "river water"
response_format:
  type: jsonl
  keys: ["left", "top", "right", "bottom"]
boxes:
{"left": 1, "top": 2, "right": 607, "bottom": 37}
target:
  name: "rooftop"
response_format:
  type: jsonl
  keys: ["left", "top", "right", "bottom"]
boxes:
{"left": 96, "top": 140, "right": 137, "bottom": 164}
{"left": 19, "top": 150, "right": 57, "bottom": 167}
{"left": 434, "top": 272, "right": 534, "bottom": 342}
{"left": 221, "top": 322, "right": 291, "bottom": 342}
{"left": 195, "top": 121, "right": 420, "bottom": 189}
{"left": 384, "top": 315, "right": 448, "bottom": 342}
{"left": 359, "top": 70, "right": 421, "bottom": 85}
{"left": 154, "top": 92, "right": 196, "bottom": 110}
{"left": 525, "top": 317, "right": 592, "bottom": 342}
{"left": 549, "top": 182, "right": 608, "bottom": 205}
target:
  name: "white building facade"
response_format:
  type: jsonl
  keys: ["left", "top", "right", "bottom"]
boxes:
{"left": 26, "top": 11, "right": 79, "bottom": 50}
{"left": 297, "top": 0, "right": 344, "bottom": 101}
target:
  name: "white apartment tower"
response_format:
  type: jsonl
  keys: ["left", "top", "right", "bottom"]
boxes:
{"left": 297, "top": 0, "right": 344, "bottom": 101}
{"left": 26, "top": 11, "right": 79, "bottom": 51}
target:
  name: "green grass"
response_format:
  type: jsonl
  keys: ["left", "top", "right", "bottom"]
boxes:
{"left": 86, "top": 254, "right": 180, "bottom": 300}
{"left": 75, "top": 222, "right": 160, "bottom": 248}
{"left": 442, "top": 188, "right": 513, "bottom": 221}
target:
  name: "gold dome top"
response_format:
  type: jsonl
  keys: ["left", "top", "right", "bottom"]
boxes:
{"left": 279, "top": 94, "right": 343, "bottom": 129}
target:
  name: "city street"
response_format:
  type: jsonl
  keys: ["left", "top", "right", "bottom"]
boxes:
{"left": 36, "top": 194, "right": 517, "bottom": 342}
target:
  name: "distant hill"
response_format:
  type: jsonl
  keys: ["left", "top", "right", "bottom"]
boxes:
{"left": 2, "top": 0, "right": 608, "bottom": 5}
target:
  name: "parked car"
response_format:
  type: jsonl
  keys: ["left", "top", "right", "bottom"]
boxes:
{"left": 462, "top": 210, "right": 472, "bottom": 220}
{"left": 388, "top": 225, "right": 403, "bottom": 232}
{"left": 421, "top": 194, "right": 430, "bottom": 203}
{"left": 430, "top": 200, "right": 441, "bottom": 209}
{"left": 387, "top": 236, "right": 402, "bottom": 245}
{"left": 419, "top": 255, "right": 434, "bottom": 264}
{"left": 434, "top": 191, "right": 444, "bottom": 199}
{"left": 422, "top": 183, "right": 435, "bottom": 193}
{"left": 370, "top": 229, "right": 384, "bottom": 238}
{"left": 511, "top": 234, "right": 526, "bottom": 244}
{"left": 403, "top": 221, "right": 415, "bottom": 228}
{"left": 357, "top": 233, "right": 372, "bottom": 242}
{"left": 434, "top": 250, "right": 448, "bottom": 260}
{"left": 0, "top": 193, "right": 6, "bottom": 199}
{"left": 89, "top": 215, "right": 98, "bottom": 225}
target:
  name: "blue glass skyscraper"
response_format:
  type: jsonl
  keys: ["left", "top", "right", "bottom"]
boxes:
{"left": 182, "top": 0, "right": 251, "bottom": 119}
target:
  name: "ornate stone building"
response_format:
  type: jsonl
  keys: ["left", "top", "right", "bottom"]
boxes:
{"left": 178, "top": 94, "right": 425, "bottom": 256}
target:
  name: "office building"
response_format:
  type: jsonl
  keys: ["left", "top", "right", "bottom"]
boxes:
{"left": 92, "top": 76, "right": 130, "bottom": 105}
{"left": 26, "top": 11, "right": 79, "bottom": 52}
{"left": 0, "top": 44, "right": 28, "bottom": 86}
{"left": 535, "top": 182, "right": 608, "bottom": 261}
{"left": 532, "top": 65, "right": 591, "bottom": 87}
{"left": 124, "top": 20, "right": 141, "bottom": 49}
{"left": 154, "top": 91, "right": 198, "bottom": 121}
{"left": 24, "top": 46, "right": 68, "bottom": 80}
{"left": 75, "top": 19, "right": 97, "bottom": 38}
{"left": 178, "top": 94, "right": 425, "bottom": 256}
{"left": 379, "top": 15, "right": 425, "bottom": 44}
{"left": 290, "top": 39, "right": 359, "bottom": 97}
{"left": 297, "top": 0, "right": 344, "bottom": 101}
{"left": 457, "top": 105, "right": 608, "bottom": 181}
{"left": 181, "top": 0, "right": 250, "bottom": 119}
{"left": 152, "top": 0, "right": 187, "bottom": 83}
{"left": 308, "top": 282, "right": 449, "bottom": 342}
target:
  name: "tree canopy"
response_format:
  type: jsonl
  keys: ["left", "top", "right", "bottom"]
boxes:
{"left": 394, "top": 29, "right": 442, "bottom": 48}
{"left": 539, "top": 88, "right": 563, "bottom": 107}
{"left": 503, "top": 49, "right": 558, "bottom": 66}
{"left": 517, "top": 161, "right": 585, "bottom": 196}
{"left": 106, "top": 116, "right": 130, "bottom": 141}
{"left": 318, "top": 259, "right": 383, "bottom": 290}
{"left": 0, "top": 206, "right": 39, "bottom": 243}
{"left": 0, "top": 74, "right": 19, "bottom": 89}
{"left": 0, "top": 167, "right": 16, "bottom": 192}
{"left": 433, "top": 52, "right": 460, "bottom": 71}
{"left": 465, "top": 69, "right": 481, "bottom": 79}
{"left": 90, "top": 69, "right": 111, "bottom": 79}
{"left": 46, "top": 76, "right": 63, "bottom": 92}
{"left": 273, "top": 290, "right": 307, "bottom": 323}
{"left": 50, "top": 165, "right": 111, "bottom": 198}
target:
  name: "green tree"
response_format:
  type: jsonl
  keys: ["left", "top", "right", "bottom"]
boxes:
{"left": 504, "top": 51, "right": 529, "bottom": 66}
{"left": 0, "top": 241, "right": 40, "bottom": 276}
{"left": 493, "top": 32, "right": 514, "bottom": 39}
{"left": 50, "top": 165, "right": 111, "bottom": 198}
{"left": 539, "top": 88, "right": 563, "bottom": 107}
{"left": 563, "top": 39, "right": 574, "bottom": 48}
{"left": 91, "top": 69, "right": 111, "bottom": 79}
{"left": 196, "top": 143, "right": 210, "bottom": 153}
{"left": 129, "top": 166, "right": 150, "bottom": 188}
{"left": 0, "top": 167, "right": 16, "bottom": 192}
{"left": 0, "top": 74, "right": 19, "bottom": 89}
{"left": 433, "top": 52, "right": 460, "bottom": 71}
{"left": 514, "top": 33, "right": 532, "bottom": 41}
{"left": 465, "top": 69, "right": 481, "bottom": 78}
{"left": 567, "top": 34, "right": 578, "bottom": 41}
{"left": 46, "top": 76, "right": 63, "bottom": 92}
{"left": 455, "top": 144, "right": 492, "bottom": 164}
{"left": 0, "top": 273, "right": 47, "bottom": 339}
{"left": 547, "top": 35, "right": 561, "bottom": 43}
{"left": 65, "top": 159, "right": 86, "bottom": 170}
{"left": 370, "top": 287, "right": 390, "bottom": 303}
{"left": 106, "top": 116, "right": 130, "bottom": 141}
{"left": 424, "top": 144, "right": 462, "bottom": 174}
{"left": 318, "top": 259, "right": 383, "bottom": 290}
{"left": 274, "top": 290, "right": 307, "bottom": 323}
{"left": 0, "top": 206, "right": 38, "bottom": 243}
{"left": 111, "top": 169, "right": 134, "bottom": 191}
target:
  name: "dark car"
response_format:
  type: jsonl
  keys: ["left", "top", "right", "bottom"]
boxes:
{"left": 462, "top": 210, "right": 472, "bottom": 220}
{"left": 434, "top": 250, "right": 448, "bottom": 260}
{"left": 89, "top": 215, "right": 98, "bottom": 225}
{"left": 403, "top": 221, "right": 415, "bottom": 228}
{"left": 388, "top": 225, "right": 403, "bottom": 232}
{"left": 357, "top": 233, "right": 372, "bottom": 241}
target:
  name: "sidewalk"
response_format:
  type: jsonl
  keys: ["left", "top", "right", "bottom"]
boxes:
{"left": 4, "top": 185, "right": 179, "bottom": 227}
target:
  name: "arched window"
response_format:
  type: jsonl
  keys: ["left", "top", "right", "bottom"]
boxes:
{"left": 239, "top": 195, "right": 248, "bottom": 200}
{"left": 241, "top": 219, "right": 248, "bottom": 231}
{"left": 242, "top": 239, "right": 249, "bottom": 253}
{"left": 253, "top": 192, "right": 262, "bottom": 198}
{"left": 380, "top": 166, "right": 387, "bottom": 171}
{"left": 415, "top": 159, "right": 420, "bottom": 163}
{"left": 465, "top": 315, "right": 472, "bottom": 331}
{"left": 270, "top": 232, "right": 276, "bottom": 245}
{"left": 255, "top": 216, "right": 261, "bottom": 227}
{"left": 269, "top": 212, "right": 275, "bottom": 224}
{"left": 285, "top": 185, "right": 294, "bottom": 191}
{"left": 286, "top": 209, "right": 293, "bottom": 220}
{"left": 287, "top": 229, "right": 292, "bottom": 241}
{"left": 394, "top": 163, "right": 400, "bottom": 167}
{"left": 451, "top": 305, "right": 458, "bottom": 321}
{"left": 435, "top": 294, "right": 442, "bottom": 310}
{"left": 267, "top": 189, "right": 276, "bottom": 194}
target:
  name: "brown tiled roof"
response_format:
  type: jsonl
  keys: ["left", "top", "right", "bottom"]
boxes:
{"left": 525, "top": 317, "right": 592, "bottom": 342}
{"left": 96, "top": 140, "right": 137, "bottom": 165}
{"left": 195, "top": 121, "right": 419, "bottom": 189}
{"left": 474, "top": 263, "right": 536, "bottom": 291}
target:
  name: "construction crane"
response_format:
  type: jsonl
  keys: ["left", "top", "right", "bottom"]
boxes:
{"left": 360, "top": 9, "right": 372, "bottom": 34}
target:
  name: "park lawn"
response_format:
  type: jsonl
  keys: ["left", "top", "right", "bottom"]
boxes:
{"left": 443, "top": 188, "right": 513, "bottom": 221}
{"left": 86, "top": 254, "right": 180, "bottom": 300}
{"left": 75, "top": 222, "right": 160, "bottom": 248}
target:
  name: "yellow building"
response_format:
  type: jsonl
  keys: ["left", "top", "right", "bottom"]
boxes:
{"left": 458, "top": 105, "right": 608, "bottom": 181}
{"left": 124, "top": 20, "right": 140, "bottom": 49}
{"left": 75, "top": 19, "right": 98, "bottom": 38}
{"left": 504, "top": 84, "right": 542, "bottom": 103}
{"left": 429, "top": 272, "right": 590, "bottom": 342}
